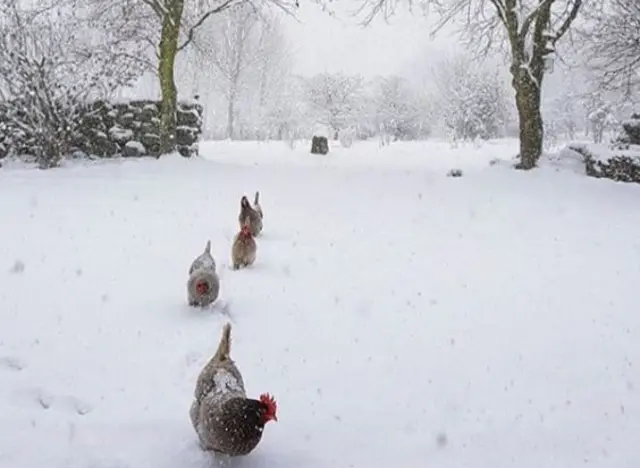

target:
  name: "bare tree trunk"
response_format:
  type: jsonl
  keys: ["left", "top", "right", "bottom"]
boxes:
{"left": 158, "top": 0, "right": 184, "bottom": 156}
{"left": 225, "top": 18, "right": 247, "bottom": 140}
{"left": 513, "top": 72, "right": 543, "bottom": 170}
{"left": 258, "top": 62, "right": 267, "bottom": 108}
{"left": 226, "top": 85, "right": 236, "bottom": 139}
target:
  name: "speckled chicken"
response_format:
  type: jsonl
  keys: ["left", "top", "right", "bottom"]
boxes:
{"left": 187, "top": 240, "right": 220, "bottom": 307}
{"left": 238, "top": 193, "right": 263, "bottom": 237}
{"left": 189, "top": 323, "right": 278, "bottom": 456}
{"left": 189, "top": 240, "right": 216, "bottom": 275}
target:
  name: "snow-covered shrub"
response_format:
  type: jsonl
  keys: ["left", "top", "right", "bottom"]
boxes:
{"left": 620, "top": 114, "right": 640, "bottom": 145}
{"left": 304, "top": 73, "right": 364, "bottom": 139}
{"left": 433, "top": 54, "right": 511, "bottom": 142}
{"left": 0, "top": 99, "right": 204, "bottom": 162}
{"left": 370, "top": 75, "right": 423, "bottom": 142}
{"left": 577, "top": 145, "right": 640, "bottom": 183}
{"left": 569, "top": 115, "right": 640, "bottom": 183}
{"left": 588, "top": 104, "right": 617, "bottom": 144}
{"left": 0, "top": 0, "right": 145, "bottom": 168}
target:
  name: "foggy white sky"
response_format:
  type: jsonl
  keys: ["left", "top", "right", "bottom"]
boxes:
{"left": 281, "top": 2, "right": 460, "bottom": 78}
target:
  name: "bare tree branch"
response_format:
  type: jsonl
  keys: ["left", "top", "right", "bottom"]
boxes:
{"left": 551, "top": 0, "right": 582, "bottom": 44}
{"left": 177, "top": 0, "right": 237, "bottom": 51}
{"left": 579, "top": 0, "right": 640, "bottom": 92}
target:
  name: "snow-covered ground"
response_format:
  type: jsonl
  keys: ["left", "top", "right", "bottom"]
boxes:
{"left": 1, "top": 138, "right": 640, "bottom": 468}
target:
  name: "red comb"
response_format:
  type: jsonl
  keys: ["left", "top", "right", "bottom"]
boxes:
{"left": 259, "top": 393, "right": 277, "bottom": 415}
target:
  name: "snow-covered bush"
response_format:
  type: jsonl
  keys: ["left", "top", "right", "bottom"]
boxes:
{"left": 370, "top": 75, "right": 424, "bottom": 142}
{"left": 0, "top": 99, "right": 203, "bottom": 162}
{"left": 568, "top": 113, "right": 640, "bottom": 183}
{"left": 0, "top": 0, "right": 145, "bottom": 168}
{"left": 572, "top": 144, "right": 640, "bottom": 183}
{"left": 304, "top": 73, "right": 365, "bottom": 139}
{"left": 619, "top": 114, "right": 640, "bottom": 145}
{"left": 433, "top": 54, "right": 511, "bottom": 142}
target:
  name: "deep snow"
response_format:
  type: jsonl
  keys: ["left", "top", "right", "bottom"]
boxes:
{"left": 1, "top": 138, "right": 640, "bottom": 468}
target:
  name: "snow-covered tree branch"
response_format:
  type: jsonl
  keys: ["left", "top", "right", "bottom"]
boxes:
{"left": 431, "top": 53, "right": 511, "bottom": 142}
{"left": 369, "top": 75, "right": 425, "bottom": 144}
{"left": 179, "top": 5, "right": 293, "bottom": 139}
{"left": 83, "top": 0, "right": 299, "bottom": 154}
{"left": 355, "top": 0, "right": 587, "bottom": 169}
{"left": 0, "top": 0, "right": 144, "bottom": 168}
{"left": 580, "top": 0, "right": 640, "bottom": 95}
{"left": 305, "top": 73, "right": 365, "bottom": 139}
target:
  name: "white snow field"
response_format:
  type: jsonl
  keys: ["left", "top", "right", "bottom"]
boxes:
{"left": 1, "top": 138, "right": 640, "bottom": 468}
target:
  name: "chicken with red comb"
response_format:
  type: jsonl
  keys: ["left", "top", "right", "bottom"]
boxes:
{"left": 189, "top": 323, "right": 278, "bottom": 456}
{"left": 231, "top": 217, "right": 257, "bottom": 270}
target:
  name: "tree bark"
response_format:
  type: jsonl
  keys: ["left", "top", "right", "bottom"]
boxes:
{"left": 512, "top": 71, "right": 544, "bottom": 170}
{"left": 226, "top": 85, "right": 236, "bottom": 139}
{"left": 158, "top": 0, "right": 184, "bottom": 156}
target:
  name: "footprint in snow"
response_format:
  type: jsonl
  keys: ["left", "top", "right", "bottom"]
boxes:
{"left": 184, "top": 351, "right": 202, "bottom": 367}
{"left": 186, "top": 298, "right": 233, "bottom": 321}
{"left": 217, "top": 299, "right": 234, "bottom": 320}
{"left": 0, "top": 356, "right": 26, "bottom": 371}
{"left": 57, "top": 394, "right": 94, "bottom": 415}
{"left": 8, "top": 260, "right": 25, "bottom": 274}
{"left": 11, "top": 388, "right": 94, "bottom": 415}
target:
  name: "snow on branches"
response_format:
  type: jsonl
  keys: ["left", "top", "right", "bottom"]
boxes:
{"left": 580, "top": 0, "right": 640, "bottom": 93}
{"left": 0, "top": 0, "right": 145, "bottom": 168}
{"left": 432, "top": 54, "right": 511, "bottom": 142}
{"left": 304, "top": 73, "right": 365, "bottom": 139}
{"left": 366, "top": 75, "right": 426, "bottom": 144}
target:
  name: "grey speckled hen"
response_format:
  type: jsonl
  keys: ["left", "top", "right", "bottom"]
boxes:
{"left": 189, "top": 323, "right": 278, "bottom": 456}
{"left": 187, "top": 240, "right": 220, "bottom": 307}
{"left": 238, "top": 193, "right": 263, "bottom": 237}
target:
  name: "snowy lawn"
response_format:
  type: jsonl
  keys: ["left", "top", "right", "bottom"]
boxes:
{"left": 1, "top": 138, "right": 639, "bottom": 468}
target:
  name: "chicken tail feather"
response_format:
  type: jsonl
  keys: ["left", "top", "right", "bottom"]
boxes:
{"left": 213, "top": 323, "right": 232, "bottom": 362}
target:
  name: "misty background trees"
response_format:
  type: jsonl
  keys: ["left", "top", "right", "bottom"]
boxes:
{"left": 0, "top": 0, "right": 638, "bottom": 168}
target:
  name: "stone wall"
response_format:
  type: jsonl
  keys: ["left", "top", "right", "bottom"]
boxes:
{"left": 0, "top": 99, "right": 203, "bottom": 161}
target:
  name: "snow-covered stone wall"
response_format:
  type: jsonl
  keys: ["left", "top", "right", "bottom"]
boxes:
{"left": 74, "top": 99, "right": 203, "bottom": 158}
{"left": 0, "top": 99, "right": 203, "bottom": 160}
